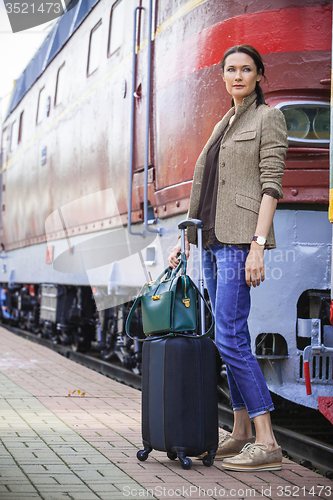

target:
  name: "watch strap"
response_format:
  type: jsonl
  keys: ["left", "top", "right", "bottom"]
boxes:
{"left": 252, "top": 235, "right": 267, "bottom": 246}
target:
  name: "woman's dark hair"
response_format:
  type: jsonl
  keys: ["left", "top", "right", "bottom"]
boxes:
{"left": 221, "top": 44, "right": 266, "bottom": 107}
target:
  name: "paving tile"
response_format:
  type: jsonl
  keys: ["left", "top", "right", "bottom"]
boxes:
{"left": 41, "top": 494, "right": 100, "bottom": 500}
{"left": 71, "top": 466, "right": 131, "bottom": 479}
{"left": 0, "top": 468, "right": 28, "bottom": 479}
{"left": 0, "top": 495, "right": 42, "bottom": 500}
{"left": 0, "top": 482, "right": 40, "bottom": 493}
{"left": 19, "top": 464, "right": 72, "bottom": 474}
{"left": 36, "top": 485, "right": 99, "bottom": 495}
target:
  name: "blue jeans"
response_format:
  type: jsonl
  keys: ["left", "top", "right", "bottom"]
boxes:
{"left": 202, "top": 244, "right": 274, "bottom": 418}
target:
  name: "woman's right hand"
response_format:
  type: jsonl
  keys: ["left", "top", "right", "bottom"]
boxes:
{"left": 167, "top": 236, "right": 190, "bottom": 269}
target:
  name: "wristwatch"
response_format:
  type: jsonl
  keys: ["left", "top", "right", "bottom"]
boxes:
{"left": 252, "top": 235, "right": 267, "bottom": 246}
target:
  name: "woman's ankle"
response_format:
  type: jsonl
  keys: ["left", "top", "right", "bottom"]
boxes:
{"left": 231, "top": 430, "right": 253, "bottom": 440}
{"left": 254, "top": 439, "right": 279, "bottom": 451}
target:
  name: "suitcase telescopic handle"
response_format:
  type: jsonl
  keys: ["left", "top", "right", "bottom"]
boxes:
{"left": 178, "top": 219, "right": 204, "bottom": 230}
{"left": 178, "top": 219, "right": 205, "bottom": 336}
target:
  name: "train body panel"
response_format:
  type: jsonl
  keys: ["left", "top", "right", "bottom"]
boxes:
{"left": 2, "top": 0, "right": 136, "bottom": 250}
{"left": 249, "top": 208, "right": 332, "bottom": 409}
{"left": 0, "top": 227, "right": 163, "bottom": 288}
{"left": 1, "top": 0, "right": 332, "bottom": 415}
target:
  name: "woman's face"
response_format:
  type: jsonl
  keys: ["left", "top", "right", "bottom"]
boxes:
{"left": 223, "top": 52, "right": 261, "bottom": 107}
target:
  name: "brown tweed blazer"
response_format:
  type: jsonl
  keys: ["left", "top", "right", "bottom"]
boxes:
{"left": 187, "top": 91, "right": 288, "bottom": 249}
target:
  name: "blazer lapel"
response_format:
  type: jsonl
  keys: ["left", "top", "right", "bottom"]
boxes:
{"left": 188, "top": 107, "right": 235, "bottom": 218}
{"left": 204, "top": 108, "right": 235, "bottom": 151}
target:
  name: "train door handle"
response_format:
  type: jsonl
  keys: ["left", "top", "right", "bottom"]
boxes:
{"left": 127, "top": 1, "right": 161, "bottom": 238}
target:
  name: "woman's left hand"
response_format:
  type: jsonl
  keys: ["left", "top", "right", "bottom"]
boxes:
{"left": 245, "top": 243, "right": 265, "bottom": 287}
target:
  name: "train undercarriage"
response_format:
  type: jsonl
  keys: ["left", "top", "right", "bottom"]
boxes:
{"left": 1, "top": 280, "right": 332, "bottom": 415}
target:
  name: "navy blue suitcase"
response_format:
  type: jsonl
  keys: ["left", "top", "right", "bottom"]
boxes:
{"left": 137, "top": 335, "right": 218, "bottom": 469}
{"left": 137, "top": 219, "right": 218, "bottom": 470}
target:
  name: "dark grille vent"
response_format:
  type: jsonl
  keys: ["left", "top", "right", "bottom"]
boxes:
{"left": 299, "top": 353, "right": 333, "bottom": 383}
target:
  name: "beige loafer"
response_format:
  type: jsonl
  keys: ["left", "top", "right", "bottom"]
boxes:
{"left": 222, "top": 443, "right": 282, "bottom": 471}
{"left": 198, "top": 434, "right": 255, "bottom": 460}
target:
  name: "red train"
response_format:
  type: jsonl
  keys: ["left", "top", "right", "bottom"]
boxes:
{"left": 1, "top": 0, "right": 332, "bottom": 420}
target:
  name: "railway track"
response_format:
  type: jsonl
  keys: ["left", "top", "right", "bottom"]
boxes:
{"left": 4, "top": 324, "right": 333, "bottom": 479}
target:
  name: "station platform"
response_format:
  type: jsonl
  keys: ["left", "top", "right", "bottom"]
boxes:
{"left": 0, "top": 326, "right": 332, "bottom": 500}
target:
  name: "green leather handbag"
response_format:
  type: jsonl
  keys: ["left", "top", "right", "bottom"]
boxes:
{"left": 125, "top": 254, "right": 214, "bottom": 341}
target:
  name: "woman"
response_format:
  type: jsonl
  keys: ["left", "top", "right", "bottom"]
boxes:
{"left": 168, "top": 45, "right": 288, "bottom": 472}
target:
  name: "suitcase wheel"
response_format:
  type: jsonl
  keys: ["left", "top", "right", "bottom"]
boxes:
{"left": 202, "top": 455, "right": 214, "bottom": 467}
{"left": 167, "top": 451, "right": 177, "bottom": 461}
{"left": 202, "top": 450, "right": 215, "bottom": 467}
{"left": 178, "top": 455, "right": 192, "bottom": 470}
{"left": 137, "top": 449, "right": 149, "bottom": 461}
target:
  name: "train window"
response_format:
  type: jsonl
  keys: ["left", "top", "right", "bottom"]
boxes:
{"left": 18, "top": 111, "right": 23, "bottom": 144}
{"left": 36, "top": 87, "right": 46, "bottom": 124}
{"left": 1, "top": 126, "right": 7, "bottom": 166}
{"left": 88, "top": 20, "right": 102, "bottom": 76}
{"left": 55, "top": 63, "right": 65, "bottom": 106}
{"left": 276, "top": 101, "right": 329, "bottom": 148}
{"left": 108, "top": 0, "right": 125, "bottom": 56}
{"left": 10, "top": 120, "right": 17, "bottom": 152}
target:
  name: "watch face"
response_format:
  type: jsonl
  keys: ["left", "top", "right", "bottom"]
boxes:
{"left": 257, "top": 236, "right": 266, "bottom": 245}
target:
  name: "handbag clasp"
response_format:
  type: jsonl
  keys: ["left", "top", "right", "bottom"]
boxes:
{"left": 182, "top": 298, "right": 190, "bottom": 308}
{"left": 152, "top": 295, "right": 161, "bottom": 300}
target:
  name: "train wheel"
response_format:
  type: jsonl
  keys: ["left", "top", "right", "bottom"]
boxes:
{"left": 71, "top": 340, "right": 91, "bottom": 353}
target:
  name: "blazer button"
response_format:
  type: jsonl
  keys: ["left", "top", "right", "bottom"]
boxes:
{"left": 220, "top": 161, "right": 225, "bottom": 167}
{"left": 221, "top": 144, "right": 226, "bottom": 149}
{"left": 221, "top": 179, "right": 225, "bottom": 185}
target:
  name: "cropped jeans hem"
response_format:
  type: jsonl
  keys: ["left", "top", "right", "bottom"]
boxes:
{"left": 232, "top": 404, "right": 275, "bottom": 419}
{"left": 249, "top": 406, "right": 275, "bottom": 419}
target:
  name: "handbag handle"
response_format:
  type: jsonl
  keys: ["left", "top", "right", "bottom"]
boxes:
{"left": 125, "top": 255, "right": 185, "bottom": 340}
{"left": 171, "top": 251, "right": 187, "bottom": 277}
{"left": 124, "top": 265, "right": 171, "bottom": 339}
{"left": 151, "top": 251, "right": 186, "bottom": 298}
{"left": 142, "top": 265, "right": 171, "bottom": 294}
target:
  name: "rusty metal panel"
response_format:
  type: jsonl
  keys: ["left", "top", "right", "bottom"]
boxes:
{"left": 152, "top": 0, "right": 331, "bottom": 208}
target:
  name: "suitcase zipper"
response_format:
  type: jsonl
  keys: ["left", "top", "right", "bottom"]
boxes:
{"left": 194, "top": 339, "right": 204, "bottom": 453}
